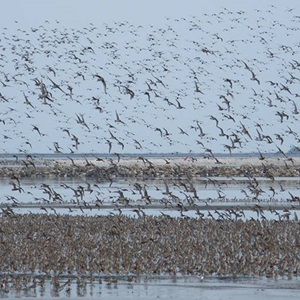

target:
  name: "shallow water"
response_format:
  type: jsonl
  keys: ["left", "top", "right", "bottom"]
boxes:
{"left": 1, "top": 177, "right": 299, "bottom": 219}
{"left": 1, "top": 177, "right": 299, "bottom": 204}
{"left": 1, "top": 276, "right": 300, "bottom": 300}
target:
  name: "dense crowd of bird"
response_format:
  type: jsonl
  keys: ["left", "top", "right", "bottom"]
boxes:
{"left": 1, "top": 214, "right": 300, "bottom": 294}
{"left": 0, "top": 6, "right": 299, "bottom": 155}
{"left": 1, "top": 6, "right": 300, "bottom": 290}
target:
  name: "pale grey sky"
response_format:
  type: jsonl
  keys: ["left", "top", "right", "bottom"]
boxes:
{"left": 0, "top": 1, "right": 299, "bottom": 154}
{"left": 2, "top": 0, "right": 299, "bottom": 26}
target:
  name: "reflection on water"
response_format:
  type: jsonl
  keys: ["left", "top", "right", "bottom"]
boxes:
{"left": 1, "top": 173, "right": 300, "bottom": 299}
{"left": 1, "top": 276, "right": 300, "bottom": 300}
{"left": 1, "top": 175, "right": 300, "bottom": 298}
{"left": 1, "top": 177, "right": 300, "bottom": 204}
{"left": 1, "top": 177, "right": 300, "bottom": 220}
{"left": 7, "top": 206, "right": 300, "bottom": 221}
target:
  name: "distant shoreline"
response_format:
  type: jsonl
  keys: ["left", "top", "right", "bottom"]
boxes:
{"left": 1, "top": 151, "right": 299, "bottom": 160}
{"left": 0, "top": 154, "right": 299, "bottom": 179}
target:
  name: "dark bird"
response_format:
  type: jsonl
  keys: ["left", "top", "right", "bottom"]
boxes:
{"left": 224, "top": 78, "right": 233, "bottom": 88}
{"left": 32, "top": 125, "right": 43, "bottom": 136}
{"left": 250, "top": 70, "right": 260, "bottom": 85}
{"left": 75, "top": 113, "right": 90, "bottom": 131}
{"left": 115, "top": 110, "right": 126, "bottom": 125}
{"left": 178, "top": 127, "right": 189, "bottom": 136}
{"left": 120, "top": 85, "right": 134, "bottom": 99}
{"left": 276, "top": 145, "right": 288, "bottom": 158}
{"left": 47, "top": 76, "right": 67, "bottom": 95}
{"left": 275, "top": 111, "right": 289, "bottom": 123}
{"left": 93, "top": 74, "right": 107, "bottom": 94}
{"left": 23, "top": 93, "right": 35, "bottom": 109}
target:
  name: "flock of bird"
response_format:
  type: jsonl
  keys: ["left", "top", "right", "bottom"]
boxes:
{"left": 1, "top": 156, "right": 300, "bottom": 213}
{"left": 1, "top": 214, "right": 300, "bottom": 295}
{"left": 0, "top": 6, "right": 299, "bottom": 155}
{"left": 1, "top": 5, "right": 300, "bottom": 290}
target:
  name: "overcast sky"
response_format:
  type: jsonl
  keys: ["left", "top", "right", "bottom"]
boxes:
{"left": 0, "top": 1, "right": 299, "bottom": 155}
{"left": 2, "top": 0, "right": 299, "bottom": 26}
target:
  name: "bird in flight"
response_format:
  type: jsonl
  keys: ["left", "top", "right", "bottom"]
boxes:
{"left": 93, "top": 74, "right": 107, "bottom": 94}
